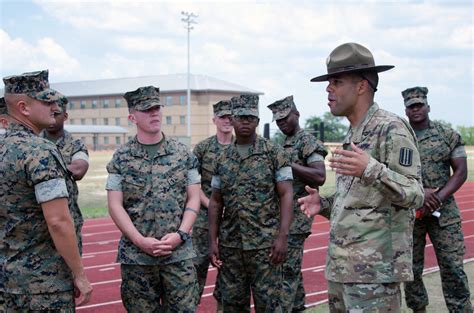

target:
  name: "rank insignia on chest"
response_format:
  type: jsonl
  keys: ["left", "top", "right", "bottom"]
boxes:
{"left": 399, "top": 147, "right": 413, "bottom": 167}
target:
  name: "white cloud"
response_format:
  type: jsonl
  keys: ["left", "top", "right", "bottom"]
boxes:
{"left": 0, "top": 29, "right": 80, "bottom": 79}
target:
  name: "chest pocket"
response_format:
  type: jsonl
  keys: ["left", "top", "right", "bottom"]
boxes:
{"left": 122, "top": 175, "right": 147, "bottom": 200}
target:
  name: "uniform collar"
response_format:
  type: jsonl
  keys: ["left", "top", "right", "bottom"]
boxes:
{"left": 343, "top": 102, "right": 379, "bottom": 144}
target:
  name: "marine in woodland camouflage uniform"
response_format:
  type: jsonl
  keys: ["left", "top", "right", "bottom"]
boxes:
{"left": 208, "top": 94, "right": 294, "bottom": 313}
{"left": 402, "top": 87, "right": 472, "bottom": 313}
{"left": 0, "top": 97, "right": 9, "bottom": 131}
{"left": 268, "top": 95, "right": 327, "bottom": 312}
{"left": 41, "top": 96, "right": 89, "bottom": 252}
{"left": 192, "top": 100, "right": 233, "bottom": 304}
{"left": 301, "top": 43, "right": 424, "bottom": 312}
{"left": 0, "top": 70, "right": 92, "bottom": 311}
{"left": 106, "top": 86, "right": 200, "bottom": 312}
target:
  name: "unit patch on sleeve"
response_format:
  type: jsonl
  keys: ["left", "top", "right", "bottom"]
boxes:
{"left": 399, "top": 147, "right": 413, "bottom": 167}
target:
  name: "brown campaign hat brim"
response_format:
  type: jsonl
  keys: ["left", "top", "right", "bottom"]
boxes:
{"left": 310, "top": 65, "right": 394, "bottom": 82}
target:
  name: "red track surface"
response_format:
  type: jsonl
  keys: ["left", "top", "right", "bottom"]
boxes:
{"left": 77, "top": 182, "right": 474, "bottom": 312}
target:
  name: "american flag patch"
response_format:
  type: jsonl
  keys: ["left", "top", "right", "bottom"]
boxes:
{"left": 399, "top": 148, "right": 413, "bottom": 167}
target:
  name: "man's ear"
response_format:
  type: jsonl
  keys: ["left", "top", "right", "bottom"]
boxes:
{"left": 18, "top": 100, "right": 30, "bottom": 116}
{"left": 64, "top": 112, "right": 69, "bottom": 121}
{"left": 128, "top": 113, "right": 136, "bottom": 124}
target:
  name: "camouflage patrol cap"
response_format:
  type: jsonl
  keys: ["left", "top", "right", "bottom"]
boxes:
{"left": 0, "top": 97, "right": 7, "bottom": 115}
{"left": 401, "top": 86, "right": 428, "bottom": 107}
{"left": 310, "top": 42, "right": 394, "bottom": 82}
{"left": 231, "top": 94, "right": 259, "bottom": 118}
{"left": 267, "top": 95, "right": 296, "bottom": 121}
{"left": 213, "top": 100, "right": 232, "bottom": 117}
{"left": 55, "top": 95, "right": 68, "bottom": 113}
{"left": 2, "top": 70, "right": 63, "bottom": 103}
{"left": 124, "top": 86, "right": 161, "bottom": 111}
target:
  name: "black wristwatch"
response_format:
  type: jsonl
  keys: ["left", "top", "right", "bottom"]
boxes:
{"left": 177, "top": 230, "right": 190, "bottom": 243}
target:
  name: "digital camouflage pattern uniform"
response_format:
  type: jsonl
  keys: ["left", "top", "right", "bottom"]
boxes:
{"left": 268, "top": 95, "right": 328, "bottom": 312}
{"left": 41, "top": 99, "right": 89, "bottom": 252}
{"left": 0, "top": 70, "right": 76, "bottom": 312}
{"left": 106, "top": 86, "right": 200, "bottom": 312}
{"left": 318, "top": 103, "right": 424, "bottom": 311}
{"left": 402, "top": 87, "right": 472, "bottom": 312}
{"left": 211, "top": 95, "right": 293, "bottom": 313}
{"left": 0, "top": 97, "right": 6, "bottom": 139}
{"left": 192, "top": 100, "right": 232, "bottom": 303}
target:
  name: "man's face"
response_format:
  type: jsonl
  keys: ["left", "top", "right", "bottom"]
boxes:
{"left": 130, "top": 105, "right": 162, "bottom": 134}
{"left": 231, "top": 115, "right": 259, "bottom": 138}
{"left": 405, "top": 102, "right": 430, "bottom": 124}
{"left": 27, "top": 98, "right": 60, "bottom": 130}
{"left": 47, "top": 111, "right": 67, "bottom": 132}
{"left": 276, "top": 111, "right": 299, "bottom": 136}
{"left": 213, "top": 114, "right": 233, "bottom": 134}
{"left": 325, "top": 74, "right": 362, "bottom": 117}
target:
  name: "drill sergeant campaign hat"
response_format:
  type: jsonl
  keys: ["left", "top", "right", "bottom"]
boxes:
{"left": 231, "top": 94, "right": 259, "bottom": 118}
{"left": 213, "top": 100, "right": 232, "bottom": 117}
{"left": 310, "top": 42, "right": 394, "bottom": 82}
{"left": 267, "top": 95, "right": 296, "bottom": 121}
{"left": 0, "top": 97, "right": 7, "bottom": 115}
{"left": 124, "top": 86, "right": 162, "bottom": 111}
{"left": 3, "top": 69, "right": 64, "bottom": 103}
{"left": 401, "top": 86, "right": 428, "bottom": 107}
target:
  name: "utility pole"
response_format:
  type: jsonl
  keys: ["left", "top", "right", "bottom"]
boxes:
{"left": 181, "top": 11, "right": 198, "bottom": 139}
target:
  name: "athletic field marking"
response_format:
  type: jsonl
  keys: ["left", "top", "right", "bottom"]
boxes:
{"left": 99, "top": 267, "right": 117, "bottom": 272}
{"left": 76, "top": 300, "right": 122, "bottom": 310}
{"left": 85, "top": 262, "right": 119, "bottom": 270}
{"left": 83, "top": 239, "right": 119, "bottom": 246}
{"left": 83, "top": 230, "right": 121, "bottom": 237}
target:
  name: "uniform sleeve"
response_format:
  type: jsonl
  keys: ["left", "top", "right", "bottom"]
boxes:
{"left": 28, "top": 146, "right": 69, "bottom": 203}
{"left": 302, "top": 135, "right": 328, "bottom": 161}
{"left": 319, "top": 193, "right": 335, "bottom": 220}
{"left": 105, "top": 151, "right": 123, "bottom": 191}
{"left": 360, "top": 120, "right": 424, "bottom": 209}
{"left": 451, "top": 146, "right": 467, "bottom": 159}
{"left": 71, "top": 138, "right": 89, "bottom": 163}
{"left": 186, "top": 148, "right": 201, "bottom": 185}
{"left": 273, "top": 145, "right": 293, "bottom": 182}
{"left": 193, "top": 141, "right": 205, "bottom": 174}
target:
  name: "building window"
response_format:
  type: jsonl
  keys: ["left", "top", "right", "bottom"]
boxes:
{"left": 104, "top": 137, "right": 109, "bottom": 145}
{"left": 166, "top": 116, "right": 172, "bottom": 125}
{"left": 180, "top": 115, "right": 186, "bottom": 125}
{"left": 92, "top": 100, "right": 98, "bottom": 109}
{"left": 80, "top": 101, "right": 86, "bottom": 109}
{"left": 180, "top": 95, "right": 186, "bottom": 106}
{"left": 103, "top": 99, "right": 109, "bottom": 108}
{"left": 104, "top": 118, "right": 109, "bottom": 125}
{"left": 69, "top": 119, "right": 74, "bottom": 125}
{"left": 115, "top": 117, "right": 120, "bottom": 126}
{"left": 92, "top": 118, "right": 97, "bottom": 125}
{"left": 115, "top": 99, "right": 122, "bottom": 108}
{"left": 115, "top": 136, "right": 121, "bottom": 145}
{"left": 69, "top": 101, "right": 75, "bottom": 110}
{"left": 166, "top": 96, "right": 173, "bottom": 106}
{"left": 80, "top": 118, "right": 85, "bottom": 125}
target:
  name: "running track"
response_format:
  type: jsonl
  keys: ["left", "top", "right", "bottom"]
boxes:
{"left": 77, "top": 182, "right": 474, "bottom": 312}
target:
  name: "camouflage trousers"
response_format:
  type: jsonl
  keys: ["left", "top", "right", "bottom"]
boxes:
{"left": 192, "top": 227, "right": 211, "bottom": 304}
{"left": 328, "top": 281, "right": 401, "bottom": 312}
{"left": 120, "top": 260, "right": 198, "bottom": 313}
{"left": 213, "top": 246, "right": 284, "bottom": 313}
{"left": 404, "top": 218, "right": 472, "bottom": 312}
{"left": 0, "top": 290, "right": 74, "bottom": 312}
{"left": 281, "top": 235, "right": 306, "bottom": 312}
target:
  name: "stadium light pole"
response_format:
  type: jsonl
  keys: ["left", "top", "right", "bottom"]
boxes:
{"left": 181, "top": 11, "right": 198, "bottom": 139}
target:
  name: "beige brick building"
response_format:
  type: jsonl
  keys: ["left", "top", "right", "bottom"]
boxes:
{"left": 49, "top": 73, "right": 262, "bottom": 149}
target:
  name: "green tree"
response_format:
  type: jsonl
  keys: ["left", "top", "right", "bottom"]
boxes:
{"left": 305, "top": 112, "right": 348, "bottom": 142}
{"left": 457, "top": 126, "right": 474, "bottom": 145}
{"left": 270, "top": 129, "right": 285, "bottom": 144}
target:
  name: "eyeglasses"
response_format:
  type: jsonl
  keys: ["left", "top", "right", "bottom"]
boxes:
{"left": 232, "top": 115, "right": 259, "bottom": 122}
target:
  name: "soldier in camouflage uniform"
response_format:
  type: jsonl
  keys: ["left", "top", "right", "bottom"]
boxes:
{"left": 192, "top": 100, "right": 233, "bottom": 304}
{"left": 0, "top": 70, "right": 92, "bottom": 311}
{"left": 402, "top": 87, "right": 472, "bottom": 313}
{"left": 267, "top": 95, "right": 327, "bottom": 312}
{"left": 299, "top": 43, "right": 425, "bottom": 312}
{"left": 208, "top": 94, "right": 294, "bottom": 313}
{"left": 41, "top": 95, "right": 89, "bottom": 252}
{"left": 106, "top": 86, "right": 200, "bottom": 312}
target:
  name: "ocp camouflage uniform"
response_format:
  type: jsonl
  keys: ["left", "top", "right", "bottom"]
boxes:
{"left": 319, "top": 103, "right": 424, "bottom": 311}
{"left": 0, "top": 122, "right": 74, "bottom": 312}
{"left": 281, "top": 129, "right": 327, "bottom": 312}
{"left": 193, "top": 134, "right": 230, "bottom": 302}
{"left": 41, "top": 129, "right": 89, "bottom": 252}
{"left": 106, "top": 134, "right": 200, "bottom": 312}
{"left": 404, "top": 121, "right": 472, "bottom": 312}
{"left": 211, "top": 135, "right": 293, "bottom": 313}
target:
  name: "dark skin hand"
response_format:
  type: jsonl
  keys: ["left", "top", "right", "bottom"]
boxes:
{"left": 208, "top": 188, "right": 224, "bottom": 268}
{"left": 269, "top": 180, "right": 293, "bottom": 264}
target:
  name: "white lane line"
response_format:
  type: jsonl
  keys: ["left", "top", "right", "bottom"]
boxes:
{"left": 83, "top": 239, "right": 120, "bottom": 246}
{"left": 82, "top": 249, "right": 117, "bottom": 257}
{"left": 99, "top": 267, "right": 116, "bottom": 272}
{"left": 76, "top": 299, "right": 122, "bottom": 310}
{"left": 91, "top": 279, "right": 122, "bottom": 286}
{"left": 83, "top": 230, "right": 121, "bottom": 237}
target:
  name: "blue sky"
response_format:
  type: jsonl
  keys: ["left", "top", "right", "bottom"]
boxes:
{"left": 1, "top": 0, "right": 472, "bottom": 133}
